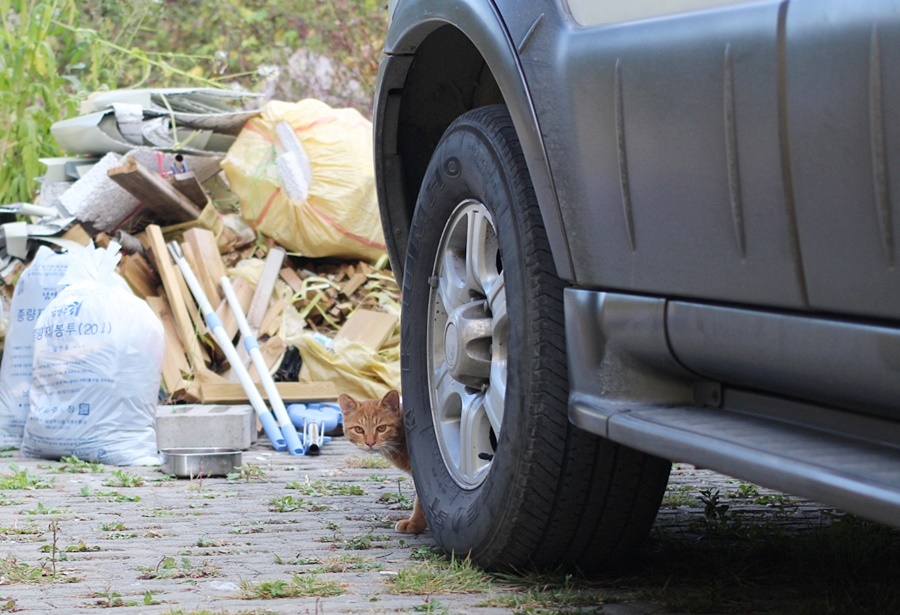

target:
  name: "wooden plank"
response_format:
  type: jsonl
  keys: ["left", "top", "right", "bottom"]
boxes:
{"left": 171, "top": 171, "right": 209, "bottom": 208}
{"left": 215, "top": 275, "right": 253, "bottom": 340}
{"left": 248, "top": 246, "right": 286, "bottom": 327}
{"left": 61, "top": 223, "right": 93, "bottom": 247}
{"left": 118, "top": 254, "right": 158, "bottom": 298}
{"left": 145, "top": 224, "right": 212, "bottom": 378}
{"left": 197, "top": 381, "right": 337, "bottom": 404}
{"left": 183, "top": 227, "right": 226, "bottom": 306}
{"left": 232, "top": 246, "right": 286, "bottom": 376}
{"left": 340, "top": 272, "right": 367, "bottom": 298}
{"left": 258, "top": 296, "right": 285, "bottom": 339}
{"left": 335, "top": 309, "right": 399, "bottom": 351}
{"left": 108, "top": 155, "right": 201, "bottom": 223}
{"left": 145, "top": 295, "right": 191, "bottom": 398}
{"left": 279, "top": 267, "right": 304, "bottom": 294}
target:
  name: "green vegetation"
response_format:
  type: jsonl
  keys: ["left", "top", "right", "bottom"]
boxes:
{"left": 387, "top": 555, "right": 495, "bottom": 595}
{"left": 285, "top": 479, "right": 364, "bottom": 496}
{"left": 343, "top": 532, "right": 390, "bottom": 550}
{"left": 102, "top": 469, "right": 145, "bottom": 488}
{"left": 55, "top": 456, "right": 105, "bottom": 473}
{"left": 0, "top": 554, "right": 55, "bottom": 584}
{"left": 238, "top": 574, "right": 344, "bottom": 600}
{"left": 0, "top": 0, "right": 386, "bottom": 203}
{"left": 137, "top": 556, "right": 219, "bottom": 580}
{"left": 269, "top": 495, "right": 329, "bottom": 513}
{"left": 0, "top": 464, "right": 53, "bottom": 490}
{"left": 342, "top": 454, "right": 390, "bottom": 470}
{"left": 226, "top": 464, "right": 268, "bottom": 483}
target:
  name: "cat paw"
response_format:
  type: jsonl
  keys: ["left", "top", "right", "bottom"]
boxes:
{"left": 395, "top": 518, "right": 427, "bottom": 534}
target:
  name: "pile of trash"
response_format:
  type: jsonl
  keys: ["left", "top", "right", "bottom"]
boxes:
{"left": 0, "top": 88, "right": 401, "bottom": 465}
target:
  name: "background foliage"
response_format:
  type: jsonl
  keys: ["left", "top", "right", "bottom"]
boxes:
{"left": 0, "top": 0, "right": 387, "bottom": 204}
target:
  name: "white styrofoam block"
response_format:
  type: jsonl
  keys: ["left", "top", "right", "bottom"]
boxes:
{"left": 156, "top": 404, "right": 254, "bottom": 451}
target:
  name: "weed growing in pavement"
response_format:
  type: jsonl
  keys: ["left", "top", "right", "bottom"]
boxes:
{"left": 0, "top": 493, "right": 22, "bottom": 506}
{"left": 80, "top": 486, "right": 141, "bottom": 502}
{"left": 102, "top": 469, "right": 145, "bottom": 488}
{"left": 285, "top": 479, "right": 365, "bottom": 496}
{"left": 227, "top": 464, "right": 269, "bottom": 483}
{"left": 0, "top": 554, "right": 55, "bottom": 584}
{"left": 485, "top": 571, "right": 608, "bottom": 613}
{"left": 137, "top": 556, "right": 219, "bottom": 580}
{"left": 90, "top": 588, "right": 136, "bottom": 608}
{"left": 269, "top": 495, "right": 329, "bottom": 513}
{"left": 409, "top": 546, "right": 447, "bottom": 562}
{"left": 343, "top": 532, "right": 391, "bottom": 550}
{"left": 99, "top": 522, "right": 127, "bottom": 532}
{"left": 341, "top": 454, "right": 390, "bottom": 470}
{"left": 313, "top": 555, "right": 384, "bottom": 573}
{"left": 0, "top": 523, "right": 42, "bottom": 539}
{"left": 54, "top": 456, "right": 105, "bottom": 474}
{"left": 25, "top": 502, "right": 68, "bottom": 515}
{"left": 411, "top": 597, "right": 450, "bottom": 614}
{"left": 362, "top": 474, "right": 391, "bottom": 482}
{"left": 0, "top": 464, "right": 54, "bottom": 490}
{"left": 698, "top": 488, "right": 731, "bottom": 528}
{"left": 238, "top": 574, "right": 344, "bottom": 599}
{"left": 661, "top": 484, "right": 696, "bottom": 508}
{"left": 387, "top": 555, "right": 495, "bottom": 595}
{"left": 274, "top": 554, "right": 321, "bottom": 566}
{"left": 727, "top": 482, "right": 760, "bottom": 499}
{"left": 377, "top": 491, "right": 414, "bottom": 511}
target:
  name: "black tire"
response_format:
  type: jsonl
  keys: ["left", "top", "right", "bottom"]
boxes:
{"left": 401, "top": 105, "right": 670, "bottom": 571}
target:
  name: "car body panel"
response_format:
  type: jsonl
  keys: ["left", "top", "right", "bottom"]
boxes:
{"left": 374, "top": 0, "right": 900, "bottom": 530}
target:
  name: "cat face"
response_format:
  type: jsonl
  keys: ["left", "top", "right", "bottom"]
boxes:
{"left": 339, "top": 390, "right": 404, "bottom": 455}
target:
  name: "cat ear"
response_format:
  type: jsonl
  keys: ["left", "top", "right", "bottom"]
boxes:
{"left": 381, "top": 389, "right": 401, "bottom": 413}
{"left": 338, "top": 393, "right": 359, "bottom": 415}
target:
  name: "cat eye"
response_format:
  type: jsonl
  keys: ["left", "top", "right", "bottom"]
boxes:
{"left": 376, "top": 425, "right": 387, "bottom": 433}
{"left": 352, "top": 426, "right": 365, "bottom": 434}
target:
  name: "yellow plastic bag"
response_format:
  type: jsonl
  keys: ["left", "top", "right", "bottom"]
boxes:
{"left": 297, "top": 333, "right": 400, "bottom": 401}
{"left": 221, "top": 99, "right": 387, "bottom": 262}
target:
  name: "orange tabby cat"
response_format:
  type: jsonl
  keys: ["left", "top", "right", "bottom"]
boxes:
{"left": 338, "top": 389, "right": 427, "bottom": 534}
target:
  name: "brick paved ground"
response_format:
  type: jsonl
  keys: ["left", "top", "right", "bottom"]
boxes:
{"left": 0, "top": 437, "right": 841, "bottom": 615}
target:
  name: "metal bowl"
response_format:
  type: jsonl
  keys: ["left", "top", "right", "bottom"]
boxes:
{"left": 160, "top": 448, "right": 242, "bottom": 478}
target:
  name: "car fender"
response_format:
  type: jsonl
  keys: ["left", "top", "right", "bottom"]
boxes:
{"left": 374, "top": 0, "right": 573, "bottom": 281}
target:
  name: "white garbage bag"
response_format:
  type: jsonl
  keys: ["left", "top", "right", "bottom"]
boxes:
{"left": 0, "top": 247, "right": 73, "bottom": 447}
{"left": 21, "top": 243, "right": 164, "bottom": 465}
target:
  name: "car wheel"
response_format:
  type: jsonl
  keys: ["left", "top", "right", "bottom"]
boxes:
{"left": 401, "top": 104, "right": 671, "bottom": 570}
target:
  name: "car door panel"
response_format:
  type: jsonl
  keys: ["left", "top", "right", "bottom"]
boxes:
{"left": 787, "top": 0, "right": 900, "bottom": 320}
{"left": 518, "top": 1, "right": 806, "bottom": 308}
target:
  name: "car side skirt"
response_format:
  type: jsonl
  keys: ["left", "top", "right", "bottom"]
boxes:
{"left": 566, "top": 288, "right": 900, "bottom": 527}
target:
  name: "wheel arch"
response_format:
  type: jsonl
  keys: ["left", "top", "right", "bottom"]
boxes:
{"left": 374, "top": 1, "right": 573, "bottom": 282}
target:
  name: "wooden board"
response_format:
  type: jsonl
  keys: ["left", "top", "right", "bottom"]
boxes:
{"left": 233, "top": 246, "right": 286, "bottom": 375}
{"left": 279, "top": 267, "right": 304, "bottom": 294}
{"left": 145, "top": 225, "right": 213, "bottom": 377}
{"left": 340, "top": 272, "right": 367, "bottom": 297}
{"left": 184, "top": 227, "right": 227, "bottom": 307}
{"left": 258, "top": 296, "right": 286, "bottom": 338}
{"left": 171, "top": 171, "right": 209, "bottom": 208}
{"left": 215, "top": 275, "right": 253, "bottom": 341}
{"left": 108, "top": 156, "right": 202, "bottom": 223}
{"left": 145, "top": 295, "right": 191, "bottom": 398}
{"left": 197, "top": 381, "right": 337, "bottom": 404}
{"left": 119, "top": 254, "right": 158, "bottom": 299}
{"left": 335, "top": 309, "right": 399, "bottom": 351}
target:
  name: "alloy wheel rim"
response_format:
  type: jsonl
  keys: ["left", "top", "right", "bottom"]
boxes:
{"left": 427, "top": 199, "right": 507, "bottom": 489}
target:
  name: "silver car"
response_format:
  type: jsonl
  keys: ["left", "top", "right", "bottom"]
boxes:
{"left": 374, "top": 0, "right": 900, "bottom": 570}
